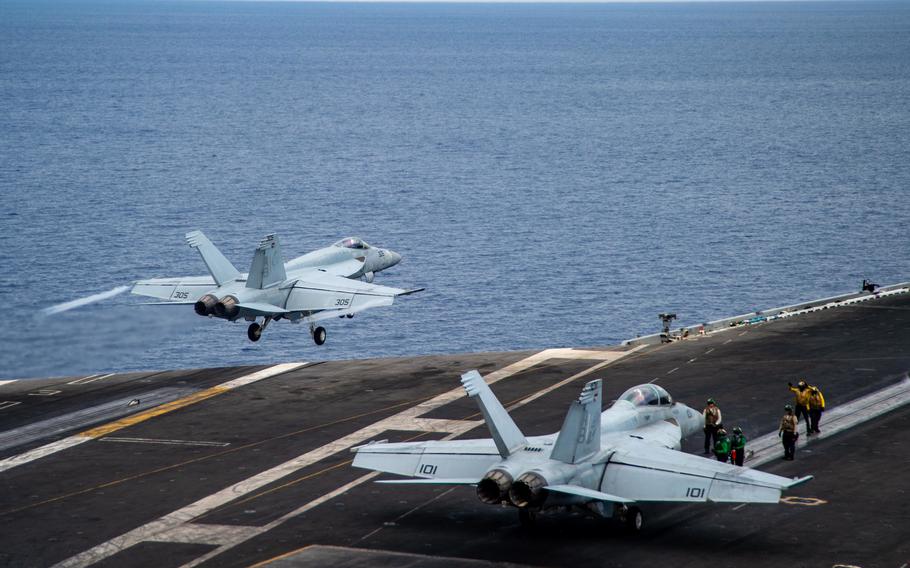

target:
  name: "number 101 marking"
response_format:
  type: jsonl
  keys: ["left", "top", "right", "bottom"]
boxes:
{"left": 686, "top": 487, "right": 705, "bottom": 498}
{"left": 419, "top": 464, "right": 437, "bottom": 476}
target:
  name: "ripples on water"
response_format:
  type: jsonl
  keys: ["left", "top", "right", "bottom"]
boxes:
{"left": 1, "top": 1, "right": 908, "bottom": 378}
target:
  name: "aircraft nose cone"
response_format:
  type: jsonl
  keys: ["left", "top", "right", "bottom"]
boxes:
{"left": 387, "top": 250, "right": 402, "bottom": 267}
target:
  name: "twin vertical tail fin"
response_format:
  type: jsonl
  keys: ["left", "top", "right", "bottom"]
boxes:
{"left": 461, "top": 370, "right": 527, "bottom": 458}
{"left": 246, "top": 234, "right": 287, "bottom": 289}
{"left": 550, "top": 379, "right": 602, "bottom": 464}
{"left": 186, "top": 230, "right": 240, "bottom": 286}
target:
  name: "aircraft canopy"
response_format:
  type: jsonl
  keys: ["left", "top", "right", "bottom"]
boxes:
{"left": 334, "top": 237, "right": 370, "bottom": 250}
{"left": 619, "top": 384, "right": 673, "bottom": 407}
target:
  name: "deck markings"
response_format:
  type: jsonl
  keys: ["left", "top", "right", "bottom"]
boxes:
{"left": 98, "top": 437, "right": 231, "bottom": 448}
{"left": 0, "top": 380, "right": 19, "bottom": 387}
{"left": 731, "top": 503, "right": 747, "bottom": 511}
{"left": 687, "top": 358, "right": 697, "bottom": 364}
{"left": 0, "top": 401, "right": 22, "bottom": 411}
{"left": 67, "top": 374, "right": 114, "bottom": 385}
{"left": 667, "top": 367, "right": 679, "bottom": 375}
{"left": 28, "top": 389, "right": 62, "bottom": 396}
{"left": 52, "top": 347, "right": 641, "bottom": 568}
{"left": 704, "top": 348, "right": 715, "bottom": 354}
{"left": 0, "top": 362, "right": 307, "bottom": 474}
{"left": 724, "top": 339, "right": 733, "bottom": 344}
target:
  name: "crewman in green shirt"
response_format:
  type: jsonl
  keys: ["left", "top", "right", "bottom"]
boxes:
{"left": 730, "top": 426, "right": 747, "bottom": 466}
{"left": 713, "top": 428, "right": 731, "bottom": 463}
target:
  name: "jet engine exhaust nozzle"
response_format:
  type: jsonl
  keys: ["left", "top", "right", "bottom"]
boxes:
{"left": 194, "top": 294, "right": 219, "bottom": 316}
{"left": 476, "top": 469, "right": 513, "bottom": 505}
{"left": 214, "top": 295, "right": 240, "bottom": 318}
{"left": 509, "top": 472, "right": 548, "bottom": 508}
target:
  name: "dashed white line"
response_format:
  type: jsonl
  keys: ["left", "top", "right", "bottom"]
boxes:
{"left": 738, "top": 331, "right": 749, "bottom": 336}
{"left": 0, "top": 380, "right": 19, "bottom": 388}
{"left": 666, "top": 367, "right": 679, "bottom": 375}
{"left": 732, "top": 503, "right": 748, "bottom": 511}
{"left": 687, "top": 358, "right": 697, "bottom": 364}
{"left": 724, "top": 339, "right": 733, "bottom": 344}
{"left": 705, "top": 348, "right": 715, "bottom": 354}
{"left": 0, "top": 401, "right": 22, "bottom": 411}
{"left": 68, "top": 373, "right": 114, "bottom": 385}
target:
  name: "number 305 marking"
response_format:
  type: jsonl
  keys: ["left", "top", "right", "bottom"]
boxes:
{"left": 173, "top": 291, "right": 189, "bottom": 300}
{"left": 335, "top": 298, "right": 350, "bottom": 307}
{"left": 686, "top": 487, "right": 705, "bottom": 498}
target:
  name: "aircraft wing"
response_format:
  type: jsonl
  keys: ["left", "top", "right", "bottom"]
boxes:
{"left": 602, "top": 437, "right": 812, "bottom": 504}
{"left": 131, "top": 276, "right": 215, "bottom": 302}
{"left": 351, "top": 439, "right": 500, "bottom": 481}
{"left": 287, "top": 269, "right": 423, "bottom": 319}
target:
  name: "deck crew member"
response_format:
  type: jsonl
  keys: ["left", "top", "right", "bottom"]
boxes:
{"left": 713, "top": 428, "right": 731, "bottom": 463}
{"left": 731, "top": 426, "right": 747, "bottom": 466}
{"left": 788, "top": 380, "right": 812, "bottom": 436}
{"left": 808, "top": 385, "right": 826, "bottom": 434}
{"left": 779, "top": 405, "right": 798, "bottom": 460}
{"left": 703, "top": 398, "right": 722, "bottom": 454}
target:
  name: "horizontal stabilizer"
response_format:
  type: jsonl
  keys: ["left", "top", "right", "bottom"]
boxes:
{"left": 376, "top": 478, "right": 479, "bottom": 485}
{"left": 235, "top": 302, "right": 289, "bottom": 316}
{"left": 546, "top": 484, "right": 635, "bottom": 504}
{"left": 461, "top": 370, "right": 527, "bottom": 458}
{"left": 185, "top": 230, "right": 239, "bottom": 287}
{"left": 784, "top": 476, "right": 814, "bottom": 489}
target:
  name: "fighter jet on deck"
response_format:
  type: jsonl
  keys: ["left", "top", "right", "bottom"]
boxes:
{"left": 352, "top": 371, "right": 812, "bottom": 529}
{"left": 131, "top": 231, "right": 421, "bottom": 343}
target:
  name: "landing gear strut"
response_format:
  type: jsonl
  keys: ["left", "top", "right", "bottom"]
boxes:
{"left": 247, "top": 316, "right": 272, "bottom": 342}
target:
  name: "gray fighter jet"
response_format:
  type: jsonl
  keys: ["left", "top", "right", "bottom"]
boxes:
{"left": 352, "top": 371, "right": 812, "bottom": 529}
{"left": 132, "top": 231, "right": 421, "bottom": 343}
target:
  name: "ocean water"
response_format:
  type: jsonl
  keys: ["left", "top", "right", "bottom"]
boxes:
{"left": 1, "top": 1, "right": 908, "bottom": 379}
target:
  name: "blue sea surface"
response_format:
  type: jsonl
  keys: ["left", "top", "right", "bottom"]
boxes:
{"left": 1, "top": 1, "right": 909, "bottom": 379}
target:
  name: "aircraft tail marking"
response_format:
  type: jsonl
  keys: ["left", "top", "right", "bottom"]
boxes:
{"left": 461, "top": 370, "right": 527, "bottom": 458}
{"left": 550, "top": 379, "right": 602, "bottom": 464}
{"left": 247, "top": 234, "right": 288, "bottom": 289}
{"left": 185, "top": 230, "right": 240, "bottom": 287}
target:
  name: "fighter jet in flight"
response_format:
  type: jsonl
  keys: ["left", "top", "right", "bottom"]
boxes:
{"left": 131, "top": 231, "right": 421, "bottom": 343}
{"left": 352, "top": 371, "right": 812, "bottom": 529}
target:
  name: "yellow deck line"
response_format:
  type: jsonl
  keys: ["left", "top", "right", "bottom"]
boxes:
{"left": 79, "top": 386, "right": 229, "bottom": 438}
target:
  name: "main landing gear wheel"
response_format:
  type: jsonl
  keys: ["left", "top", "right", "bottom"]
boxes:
{"left": 247, "top": 323, "right": 262, "bottom": 342}
{"left": 622, "top": 506, "right": 643, "bottom": 532}
{"left": 313, "top": 326, "right": 327, "bottom": 346}
{"left": 518, "top": 509, "right": 537, "bottom": 528}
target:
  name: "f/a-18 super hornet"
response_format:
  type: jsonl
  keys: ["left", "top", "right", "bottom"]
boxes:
{"left": 131, "top": 231, "right": 421, "bottom": 343}
{"left": 352, "top": 371, "right": 812, "bottom": 529}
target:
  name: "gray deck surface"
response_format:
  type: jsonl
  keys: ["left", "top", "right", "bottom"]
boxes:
{"left": 1, "top": 292, "right": 908, "bottom": 568}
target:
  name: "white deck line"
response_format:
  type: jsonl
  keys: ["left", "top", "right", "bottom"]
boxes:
{"left": 0, "top": 380, "right": 19, "bottom": 387}
{"left": 52, "top": 347, "right": 636, "bottom": 568}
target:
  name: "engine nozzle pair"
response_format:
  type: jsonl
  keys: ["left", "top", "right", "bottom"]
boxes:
{"left": 195, "top": 294, "right": 239, "bottom": 318}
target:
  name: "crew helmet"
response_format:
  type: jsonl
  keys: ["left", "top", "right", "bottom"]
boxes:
{"left": 784, "top": 404, "right": 793, "bottom": 411}
{"left": 707, "top": 398, "right": 716, "bottom": 405}
{"left": 733, "top": 427, "right": 742, "bottom": 434}
{"left": 798, "top": 380, "right": 807, "bottom": 388}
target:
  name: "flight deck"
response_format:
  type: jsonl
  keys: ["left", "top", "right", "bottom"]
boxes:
{"left": 1, "top": 289, "right": 909, "bottom": 568}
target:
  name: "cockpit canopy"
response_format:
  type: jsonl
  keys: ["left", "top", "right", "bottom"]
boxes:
{"left": 334, "top": 237, "right": 370, "bottom": 250}
{"left": 618, "top": 384, "right": 673, "bottom": 407}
